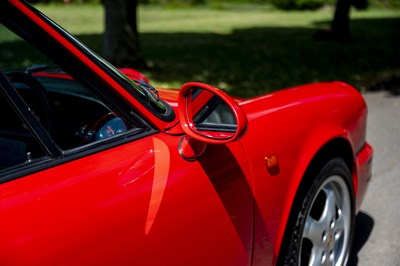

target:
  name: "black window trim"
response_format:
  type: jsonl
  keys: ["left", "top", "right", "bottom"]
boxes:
{"left": 0, "top": 68, "right": 162, "bottom": 184}
{"left": 12, "top": 0, "right": 175, "bottom": 123}
{"left": 0, "top": 129, "right": 159, "bottom": 184}
{"left": 0, "top": 1, "right": 157, "bottom": 132}
{"left": 0, "top": 5, "right": 166, "bottom": 183}
{"left": 0, "top": 70, "right": 62, "bottom": 158}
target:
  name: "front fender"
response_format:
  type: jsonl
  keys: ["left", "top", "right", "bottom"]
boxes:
{"left": 238, "top": 82, "right": 367, "bottom": 265}
{"left": 274, "top": 124, "right": 353, "bottom": 261}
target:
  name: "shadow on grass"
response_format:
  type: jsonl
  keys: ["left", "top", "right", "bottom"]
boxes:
{"left": 91, "top": 17, "right": 400, "bottom": 97}
{"left": 366, "top": 75, "right": 400, "bottom": 95}
{"left": 348, "top": 211, "right": 375, "bottom": 265}
{"left": 1, "top": 17, "right": 399, "bottom": 97}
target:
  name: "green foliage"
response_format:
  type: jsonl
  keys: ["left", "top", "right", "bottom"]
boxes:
{"left": 142, "top": 0, "right": 206, "bottom": 7}
{"left": 144, "top": 0, "right": 269, "bottom": 4}
{"left": 270, "top": 0, "right": 325, "bottom": 10}
{"left": 31, "top": 0, "right": 400, "bottom": 8}
{"left": 16, "top": 5, "right": 400, "bottom": 96}
{"left": 369, "top": 0, "right": 400, "bottom": 8}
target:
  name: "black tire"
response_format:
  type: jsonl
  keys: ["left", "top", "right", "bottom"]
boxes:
{"left": 281, "top": 158, "right": 355, "bottom": 266}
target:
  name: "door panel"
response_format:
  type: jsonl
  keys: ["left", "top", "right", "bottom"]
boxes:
{"left": 0, "top": 133, "right": 253, "bottom": 265}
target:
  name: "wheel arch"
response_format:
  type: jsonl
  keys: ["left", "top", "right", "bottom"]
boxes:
{"left": 275, "top": 137, "right": 356, "bottom": 265}
{"left": 300, "top": 137, "right": 355, "bottom": 185}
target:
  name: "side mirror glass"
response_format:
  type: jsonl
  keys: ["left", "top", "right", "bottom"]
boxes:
{"left": 178, "top": 82, "right": 247, "bottom": 144}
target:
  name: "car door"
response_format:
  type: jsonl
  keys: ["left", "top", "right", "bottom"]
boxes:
{"left": 0, "top": 62, "right": 253, "bottom": 266}
{"left": 0, "top": 80, "right": 254, "bottom": 266}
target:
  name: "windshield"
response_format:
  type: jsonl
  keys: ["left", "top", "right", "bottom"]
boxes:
{"left": 0, "top": 1, "right": 174, "bottom": 122}
{"left": 44, "top": 13, "right": 171, "bottom": 118}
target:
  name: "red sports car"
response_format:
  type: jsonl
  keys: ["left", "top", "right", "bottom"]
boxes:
{"left": 0, "top": 1, "right": 373, "bottom": 265}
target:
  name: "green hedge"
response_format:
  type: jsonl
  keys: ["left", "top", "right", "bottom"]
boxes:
{"left": 369, "top": 0, "right": 400, "bottom": 7}
{"left": 141, "top": 0, "right": 264, "bottom": 5}
{"left": 156, "top": 0, "right": 399, "bottom": 9}
{"left": 142, "top": 0, "right": 205, "bottom": 5}
{"left": 270, "top": 0, "right": 325, "bottom": 10}
{"left": 35, "top": 0, "right": 400, "bottom": 8}
{"left": 143, "top": 0, "right": 330, "bottom": 9}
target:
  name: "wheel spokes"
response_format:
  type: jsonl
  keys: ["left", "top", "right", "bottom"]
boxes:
{"left": 321, "top": 188, "right": 337, "bottom": 229}
{"left": 334, "top": 210, "right": 345, "bottom": 241}
{"left": 302, "top": 184, "right": 347, "bottom": 266}
{"left": 304, "top": 215, "right": 325, "bottom": 247}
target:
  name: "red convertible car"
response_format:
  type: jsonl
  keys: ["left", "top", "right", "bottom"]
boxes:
{"left": 0, "top": 1, "right": 373, "bottom": 265}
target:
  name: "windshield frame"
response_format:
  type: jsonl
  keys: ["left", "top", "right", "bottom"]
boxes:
{"left": 0, "top": 0, "right": 175, "bottom": 124}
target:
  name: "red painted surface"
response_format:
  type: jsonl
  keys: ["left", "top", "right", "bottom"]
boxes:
{"left": 354, "top": 143, "right": 373, "bottom": 212}
{"left": 178, "top": 82, "right": 248, "bottom": 144}
{"left": 237, "top": 82, "right": 372, "bottom": 263}
{"left": 10, "top": 0, "right": 175, "bottom": 131}
{"left": 0, "top": 135, "right": 254, "bottom": 265}
{"left": 0, "top": 1, "right": 373, "bottom": 265}
{"left": 119, "top": 68, "right": 150, "bottom": 83}
{"left": 32, "top": 68, "right": 148, "bottom": 83}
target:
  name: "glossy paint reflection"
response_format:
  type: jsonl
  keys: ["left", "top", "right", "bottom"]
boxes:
{"left": 145, "top": 137, "right": 170, "bottom": 235}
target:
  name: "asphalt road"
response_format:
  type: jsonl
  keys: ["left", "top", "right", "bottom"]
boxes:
{"left": 350, "top": 91, "right": 400, "bottom": 265}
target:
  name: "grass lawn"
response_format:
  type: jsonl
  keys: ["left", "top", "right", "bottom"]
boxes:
{"left": 9, "top": 4, "right": 400, "bottom": 96}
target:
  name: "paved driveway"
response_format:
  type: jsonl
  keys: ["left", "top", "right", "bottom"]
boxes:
{"left": 350, "top": 91, "right": 400, "bottom": 265}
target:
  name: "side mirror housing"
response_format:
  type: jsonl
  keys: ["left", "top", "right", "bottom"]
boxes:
{"left": 178, "top": 82, "right": 247, "bottom": 145}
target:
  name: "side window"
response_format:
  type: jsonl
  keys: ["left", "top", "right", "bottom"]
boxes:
{"left": 1, "top": 23, "right": 141, "bottom": 153}
{"left": 0, "top": 95, "right": 47, "bottom": 172}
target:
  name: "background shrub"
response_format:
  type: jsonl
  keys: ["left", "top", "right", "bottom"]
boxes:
{"left": 270, "top": 0, "right": 325, "bottom": 10}
{"left": 369, "top": 0, "right": 400, "bottom": 8}
{"left": 35, "top": 0, "right": 400, "bottom": 9}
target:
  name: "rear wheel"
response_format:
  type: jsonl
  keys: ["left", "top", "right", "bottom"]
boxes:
{"left": 282, "top": 158, "right": 355, "bottom": 266}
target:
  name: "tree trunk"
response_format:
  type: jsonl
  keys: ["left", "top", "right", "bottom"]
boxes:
{"left": 331, "top": 0, "right": 352, "bottom": 41}
{"left": 103, "top": 0, "right": 148, "bottom": 69}
{"left": 313, "top": 0, "right": 354, "bottom": 42}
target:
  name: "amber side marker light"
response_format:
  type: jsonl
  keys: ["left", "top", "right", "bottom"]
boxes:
{"left": 265, "top": 155, "right": 278, "bottom": 169}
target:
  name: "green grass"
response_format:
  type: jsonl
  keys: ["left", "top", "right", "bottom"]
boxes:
{"left": 7, "top": 4, "right": 400, "bottom": 97}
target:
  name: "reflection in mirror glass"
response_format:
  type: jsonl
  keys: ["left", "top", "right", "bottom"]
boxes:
{"left": 189, "top": 88, "right": 237, "bottom": 135}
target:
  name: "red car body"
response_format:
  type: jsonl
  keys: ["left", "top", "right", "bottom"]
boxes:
{"left": 0, "top": 0, "right": 372, "bottom": 265}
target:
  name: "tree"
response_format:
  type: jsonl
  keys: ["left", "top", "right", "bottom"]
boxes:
{"left": 314, "top": 0, "right": 368, "bottom": 42}
{"left": 330, "top": 0, "right": 352, "bottom": 41}
{"left": 103, "top": 0, "right": 148, "bottom": 69}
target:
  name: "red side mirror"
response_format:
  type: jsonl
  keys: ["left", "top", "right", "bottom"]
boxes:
{"left": 178, "top": 82, "right": 247, "bottom": 145}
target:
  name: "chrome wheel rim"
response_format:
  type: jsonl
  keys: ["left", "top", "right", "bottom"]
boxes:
{"left": 300, "top": 175, "right": 351, "bottom": 266}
